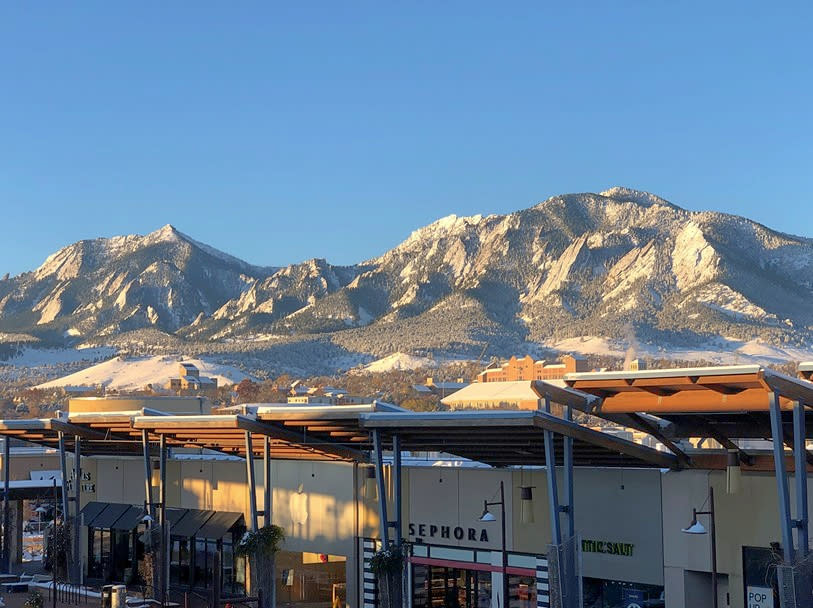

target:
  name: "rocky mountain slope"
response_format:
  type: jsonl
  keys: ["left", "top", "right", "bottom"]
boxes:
{"left": 4, "top": 188, "right": 813, "bottom": 364}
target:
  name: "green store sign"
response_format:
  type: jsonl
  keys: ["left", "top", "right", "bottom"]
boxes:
{"left": 581, "top": 539, "right": 634, "bottom": 557}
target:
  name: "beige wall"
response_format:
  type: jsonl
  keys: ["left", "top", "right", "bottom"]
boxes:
{"left": 661, "top": 469, "right": 813, "bottom": 608}
{"left": 403, "top": 466, "right": 664, "bottom": 586}
{"left": 0, "top": 451, "right": 60, "bottom": 481}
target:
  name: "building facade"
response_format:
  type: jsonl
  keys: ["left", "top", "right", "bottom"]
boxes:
{"left": 477, "top": 355, "right": 589, "bottom": 383}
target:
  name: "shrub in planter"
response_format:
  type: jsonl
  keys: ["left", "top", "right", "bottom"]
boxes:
{"left": 370, "top": 546, "right": 405, "bottom": 608}
{"left": 25, "top": 590, "right": 43, "bottom": 608}
{"left": 236, "top": 525, "right": 285, "bottom": 604}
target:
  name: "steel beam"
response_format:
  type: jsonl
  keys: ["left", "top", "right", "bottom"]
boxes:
{"left": 769, "top": 391, "right": 795, "bottom": 562}
{"left": 57, "top": 432, "right": 70, "bottom": 530}
{"left": 159, "top": 434, "right": 167, "bottom": 521}
{"left": 141, "top": 430, "right": 153, "bottom": 518}
{"left": 244, "top": 431, "right": 258, "bottom": 531}
{"left": 158, "top": 434, "right": 167, "bottom": 604}
{"left": 393, "top": 434, "right": 402, "bottom": 547}
{"left": 73, "top": 435, "right": 81, "bottom": 585}
{"left": 264, "top": 435, "right": 272, "bottom": 527}
{"left": 563, "top": 406, "right": 575, "bottom": 540}
{"left": 2, "top": 437, "right": 9, "bottom": 572}
{"left": 793, "top": 401, "right": 809, "bottom": 556}
{"left": 543, "top": 396, "right": 562, "bottom": 546}
{"left": 372, "top": 429, "right": 390, "bottom": 548}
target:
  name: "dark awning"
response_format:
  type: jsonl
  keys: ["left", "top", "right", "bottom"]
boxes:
{"left": 79, "top": 502, "right": 109, "bottom": 528}
{"left": 110, "top": 505, "right": 146, "bottom": 531}
{"left": 171, "top": 509, "right": 215, "bottom": 537}
{"left": 165, "top": 507, "right": 187, "bottom": 526}
{"left": 90, "top": 503, "right": 130, "bottom": 529}
{"left": 196, "top": 511, "right": 243, "bottom": 540}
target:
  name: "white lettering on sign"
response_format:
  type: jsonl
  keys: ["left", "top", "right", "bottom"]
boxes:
{"left": 747, "top": 586, "right": 774, "bottom": 608}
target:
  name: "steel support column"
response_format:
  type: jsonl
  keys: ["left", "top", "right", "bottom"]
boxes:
{"left": 543, "top": 395, "right": 562, "bottom": 546}
{"left": 769, "top": 391, "right": 795, "bottom": 563}
{"left": 159, "top": 434, "right": 167, "bottom": 521}
{"left": 264, "top": 435, "right": 272, "bottom": 527}
{"left": 563, "top": 405, "right": 575, "bottom": 540}
{"left": 141, "top": 429, "right": 153, "bottom": 518}
{"left": 244, "top": 431, "right": 258, "bottom": 531}
{"left": 793, "top": 401, "right": 809, "bottom": 557}
{"left": 58, "top": 431, "right": 71, "bottom": 580}
{"left": 159, "top": 434, "right": 167, "bottom": 604}
{"left": 372, "top": 429, "right": 390, "bottom": 548}
{"left": 2, "top": 436, "right": 9, "bottom": 572}
{"left": 393, "top": 434, "right": 403, "bottom": 547}
{"left": 73, "top": 435, "right": 81, "bottom": 585}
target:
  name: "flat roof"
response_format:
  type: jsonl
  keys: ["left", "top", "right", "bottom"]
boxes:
{"left": 360, "top": 410, "right": 679, "bottom": 469}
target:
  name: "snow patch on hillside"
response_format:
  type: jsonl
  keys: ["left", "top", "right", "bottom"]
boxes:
{"left": 546, "top": 336, "right": 813, "bottom": 366}
{"left": 36, "top": 355, "right": 252, "bottom": 390}
{"left": 358, "top": 352, "right": 438, "bottom": 373}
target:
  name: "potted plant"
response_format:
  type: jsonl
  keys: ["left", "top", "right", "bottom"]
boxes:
{"left": 369, "top": 545, "right": 404, "bottom": 608}
{"left": 236, "top": 525, "right": 285, "bottom": 606}
{"left": 24, "top": 590, "right": 43, "bottom": 608}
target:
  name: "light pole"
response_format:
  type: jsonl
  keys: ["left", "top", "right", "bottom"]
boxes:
{"left": 682, "top": 485, "right": 718, "bottom": 608}
{"left": 480, "top": 480, "right": 509, "bottom": 608}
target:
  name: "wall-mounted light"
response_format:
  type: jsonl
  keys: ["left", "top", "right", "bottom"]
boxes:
{"left": 725, "top": 450, "right": 741, "bottom": 494}
{"left": 520, "top": 486, "right": 535, "bottom": 524}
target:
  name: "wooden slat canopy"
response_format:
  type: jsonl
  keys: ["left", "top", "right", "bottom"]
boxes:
{"left": 563, "top": 365, "right": 813, "bottom": 466}
{"left": 564, "top": 365, "right": 813, "bottom": 413}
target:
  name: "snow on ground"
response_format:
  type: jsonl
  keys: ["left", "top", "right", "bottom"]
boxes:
{"left": 36, "top": 354, "right": 253, "bottom": 391}
{"left": 546, "top": 335, "right": 813, "bottom": 366}
{"left": 357, "top": 352, "right": 438, "bottom": 373}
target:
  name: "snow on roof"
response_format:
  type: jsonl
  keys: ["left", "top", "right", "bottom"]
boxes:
{"left": 432, "top": 382, "right": 468, "bottom": 390}
{"left": 565, "top": 364, "right": 762, "bottom": 381}
{"left": 440, "top": 381, "right": 540, "bottom": 405}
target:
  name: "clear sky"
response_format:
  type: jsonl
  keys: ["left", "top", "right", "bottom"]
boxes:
{"left": 1, "top": 2, "right": 811, "bottom": 275}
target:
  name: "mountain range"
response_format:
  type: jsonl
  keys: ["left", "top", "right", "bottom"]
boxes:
{"left": 3, "top": 187, "right": 813, "bottom": 372}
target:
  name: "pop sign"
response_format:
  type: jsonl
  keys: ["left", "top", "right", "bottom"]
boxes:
{"left": 747, "top": 586, "right": 774, "bottom": 608}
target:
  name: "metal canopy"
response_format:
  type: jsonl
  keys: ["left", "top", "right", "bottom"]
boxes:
{"left": 131, "top": 413, "right": 367, "bottom": 461}
{"left": 196, "top": 511, "right": 243, "bottom": 540}
{"left": 359, "top": 410, "right": 679, "bottom": 469}
{"left": 239, "top": 401, "right": 404, "bottom": 452}
{"left": 0, "top": 418, "right": 136, "bottom": 455}
{"left": 0, "top": 403, "right": 402, "bottom": 463}
{"left": 171, "top": 509, "right": 215, "bottom": 537}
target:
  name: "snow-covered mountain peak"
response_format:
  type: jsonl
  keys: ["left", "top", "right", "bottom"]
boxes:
{"left": 385, "top": 213, "right": 487, "bottom": 255}
{"left": 143, "top": 223, "right": 183, "bottom": 245}
{"left": 599, "top": 187, "right": 679, "bottom": 209}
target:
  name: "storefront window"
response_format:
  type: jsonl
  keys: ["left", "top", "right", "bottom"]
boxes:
{"left": 170, "top": 538, "right": 191, "bottom": 586}
{"left": 743, "top": 546, "right": 780, "bottom": 607}
{"left": 508, "top": 574, "right": 536, "bottom": 608}
{"left": 582, "top": 577, "right": 664, "bottom": 608}
{"left": 412, "top": 564, "right": 491, "bottom": 608}
{"left": 88, "top": 528, "right": 106, "bottom": 579}
{"left": 276, "top": 550, "right": 347, "bottom": 607}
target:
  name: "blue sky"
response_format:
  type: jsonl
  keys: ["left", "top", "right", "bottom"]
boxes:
{"left": 1, "top": 2, "right": 811, "bottom": 275}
